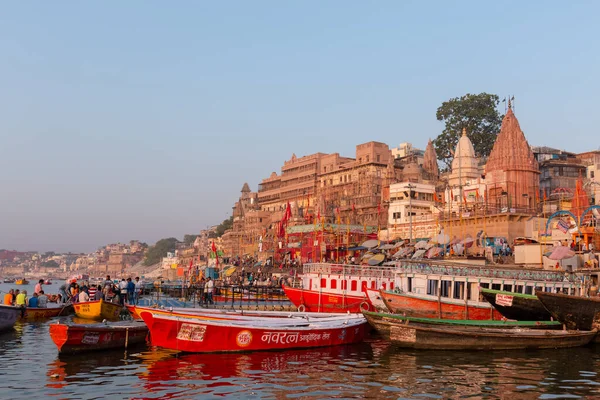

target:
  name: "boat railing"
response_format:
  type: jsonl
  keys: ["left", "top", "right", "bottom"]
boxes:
{"left": 303, "top": 263, "right": 396, "bottom": 279}
{"left": 388, "top": 260, "right": 581, "bottom": 283}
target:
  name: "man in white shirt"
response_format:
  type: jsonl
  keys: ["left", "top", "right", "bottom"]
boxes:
{"left": 134, "top": 277, "right": 143, "bottom": 305}
{"left": 79, "top": 289, "right": 90, "bottom": 303}
{"left": 205, "top": 277, "right": 214, "bottom": 305}
{"left": 38, "top": 290, "right": 49, "bottom": 308}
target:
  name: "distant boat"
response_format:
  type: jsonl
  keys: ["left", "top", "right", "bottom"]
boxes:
{"left": 15, "top": 279, "right": 29, "bottom": 285}
{"left": 3, "top": 278, "right": 15, "bottom": 284}
{"left": 44, "top": 279, "right": 52, "bottom": 285}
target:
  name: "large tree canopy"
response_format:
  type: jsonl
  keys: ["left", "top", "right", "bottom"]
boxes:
{"left": 433, "top": 93, "right": 504, "bottom": 170}
{"left": 143, "top": 237, "right": 179, "bottom": 266}
{"left": 215, "top": 216, "right": 233, "bottom": 237}
{"left": 183, "top": 234, "right": 199, "bottom": 246}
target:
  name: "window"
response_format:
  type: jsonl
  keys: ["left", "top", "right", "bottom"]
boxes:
{"left": 515, "top": 285, "right": 523, "bottom": 294}
{"left": 351, "top": 280, "right": 357, "bottom": 291}
{"left": 320, "top": 278, "right": 326, "bottom": 288}
{"left": 525, "top": 286, "right": 533, "bottom": 295}
{"left": 329, "top": 179, "right": 333, "bottom": 185}
{"left": 371, "top": 281, "right": 376, "bottom": 289}
{"left": 407, "top": 277, "right": 413, "bottom": 292}
{"left": 453, "top": 282, "right": 464, "bottom": 300}
{"left": 545, "top": 287, "right": 552, "bottom": 293}
{"left": 491, "top": 283, "right": 501, "bottom": 291}
{"left": 503, "top": 284, "right": 512, "bottom": 292}
{"left": 427, "top": 279, "right": 438, "bottom": 296}
{"left": 440, "top": 281, "right": 451, "bottom": 297}
{"left": 377, "top": 154, "right": 381, "bottom": 162}
{"left": 390, "top": 282, "right": 394, "bottom": 290}
{"left": 366, "top": 155, "right": 370, "bottom": 162}
{"left": 591, "top": 171, "right": 595, "bottom": 179}
{"left": 324, "top": 166, "right": 327, "bottom": 172}
{"left": 331, "top": 280, "right": 337, "bottom": 289}
{"left": 342, "top": 280, "right": 347, "bottom": 290}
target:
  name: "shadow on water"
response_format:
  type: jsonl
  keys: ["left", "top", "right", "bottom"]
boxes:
{"left": 372, "top": 339, "right": 600, "bottom": 399}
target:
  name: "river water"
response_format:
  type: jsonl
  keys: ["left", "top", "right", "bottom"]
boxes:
{"left": 1, "top": 283, "right": 600, "bottom": 399}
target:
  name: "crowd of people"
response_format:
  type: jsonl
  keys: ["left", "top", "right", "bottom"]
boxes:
{"left": 2, "top": 279, "right": 51, "bottom": 308}
{"left": 56, "top": 275, "right": 144, "bottom": 305}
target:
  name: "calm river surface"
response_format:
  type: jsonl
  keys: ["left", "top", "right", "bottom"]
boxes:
{"left": 1, "top": 283, "right": 600, "bottom": 399}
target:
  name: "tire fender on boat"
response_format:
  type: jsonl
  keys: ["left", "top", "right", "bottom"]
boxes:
{"left": 297, "top": 304, "right": 306, "bottom": 312}
{"left": 360, "top": 301, "right": 370, "bottom": 312}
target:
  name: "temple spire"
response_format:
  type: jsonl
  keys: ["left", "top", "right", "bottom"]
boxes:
{"left": 462, "top": 127, "right": 467, "bottom": 137}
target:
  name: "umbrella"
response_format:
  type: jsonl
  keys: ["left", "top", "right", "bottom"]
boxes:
{"left": 449, "top": 237, "right": 461, "bottom": 245}
{"left": 361, "top": 239, "right": 380, "bottom": 249}
{"left": 224, "top": 266, "right": 237, "bottom": 277}
{"left": 461, "top": 237, "right": 475, "bottom": 248}
{"left": 412, "top": 249, "right": 426, "bottom": 259}
{"left": 425, "top": 242, "right": 435, "bottom": 250}
{"left": 415, "top": 240, "right": 429, "bottom": 250}
{"left": 362, "top": 252, "right": 374, "bottom": 260}
{"left": 426, "top": 247, "right": 443, "bottom": 259}
{"left": 368, "top": 254, "right": 386, "bottom": 266}
{"left": 379, "top": 244, "right": 396, "bottom": 250}
{"left": 548, "top": 247, "right": 576, "bottom": 260}
{"left": 435, "top": 233, "right": 450, "bottom": 245}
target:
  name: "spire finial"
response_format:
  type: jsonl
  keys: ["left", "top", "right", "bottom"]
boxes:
{"left": 508, "top": 96, "right": 512, "bottom": 110}
{"left": 462, "top": 127, "right": 467, "bottom": 137}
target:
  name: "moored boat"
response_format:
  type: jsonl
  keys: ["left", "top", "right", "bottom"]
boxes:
{"left": 3, "top": 278, "right": 15, "bottom": 283}
{"left": 49, "top": 320, "right": 148, "bottom": 354}
{"left": 366, "top": 315, "right": 596, "bottom": 350}
{"left": 362, "top": 310, "right": 562, "bottom": 333}
{"left": 73, "top": 299, "right": 123, "bottom": 321}
{"left": 283, "top": 285, "right": 373, "bottom": 313}
{"left": 141, "top": 311, "right": 367, "bottom": 353}
{"left": 0, "top": 304, "right": 21, "bottom": 331}
{"left": 480, "top": 288, "right": 552, "bottom": 321}
{"left": 21, "top": 305, "right": 69, "bottom": 320}
{"left": 536, "top": 291, "right": 600, "bottom": 331}
{"left": 15, "top": 278, "right": 29, "bottom": 285}
{"left": 379, "top": 289, "right": 504, "bottom": 320}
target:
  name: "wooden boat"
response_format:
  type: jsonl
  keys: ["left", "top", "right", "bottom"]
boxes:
{"left": 362, "top": 311, "right": 562, "bottom": 333}
{"left": 49, "top": 320, "right": 148, "bottom": 354}
{"left": 366, "top": 315, "right": 596, "bottom": 350}
{"left": 283, "top": 285, "right": 373, "bottom": 313}
{"left": 365, "top": 287, "right": 394, "bottom": 312}
{"left": 128, "top": 304, "right": 350, "bottom": 321}
{"left": 536, "top": 291, "right": 600, "bottom": 331}
{"left": 15, "top": 278, "right": 29, "bottom": 285}
{"left": 0, "top": 305, "right": 21, "bottom": 331}
{"left": 379, "top": 290, "right": 504, "bottom": 320}
{"left": 480, "top": 288, "right": 552, "bottom": 321}
{"left": 73, "top": 299, "right": 123, "bottom": 321}
{"left": 141, "top": 311, "right": 367, "bottom": 353}
{"left": 21, "top": 305, "right": 68, "bottom": 320}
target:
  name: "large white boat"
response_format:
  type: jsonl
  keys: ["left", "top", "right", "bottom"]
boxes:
{"left": 284, "top": 260, "right": 595, "bottom": 319}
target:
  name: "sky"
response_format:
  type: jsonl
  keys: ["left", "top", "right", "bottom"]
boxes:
{"left": 1, "top": 1, "right": 599, "bottom": 253}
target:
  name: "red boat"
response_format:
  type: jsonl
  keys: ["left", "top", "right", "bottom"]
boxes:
{"left": 49, "top": 321, "right": 148, "bottom": 354}
{"left": 128, "top": 304, "right": 353, "bottom": 321}
{"left": 283, "top": 285, "right": 373, "bottom": 313}
{"left": 379, "top": 290, "right": 503, "bottom": 320}
{"left": 141, "top": 311, "right": 367, "bottom": 353}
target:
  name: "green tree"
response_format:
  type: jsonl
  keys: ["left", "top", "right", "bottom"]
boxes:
{"left": 433, "top": 93, "right": 504, "bottom": 170}
{"left": 143, "top": 237, "right": 179, "bottom": 266}
{"left": 215, "top": 216, "right": 233, "bottom": 237}
{"left": 42, "top": 260, "right": 59, "bottom": 269}
{"left": 183, "top": 234, "right": 199, "bottom": 245}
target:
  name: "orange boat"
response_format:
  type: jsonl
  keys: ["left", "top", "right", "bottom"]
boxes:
{"left": 283, "top": 285, "right": 374, "bottom": 313}
{"left": 73, "top": 299, "right": 123, "bottom": 321}
{"left": 50, "top": 321, "right": 148, "bottom": 354}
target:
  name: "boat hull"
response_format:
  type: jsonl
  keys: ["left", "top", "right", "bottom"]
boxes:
{"left": 141, "top": 312, "right": 368, "bottom": 353}
{"left": 362, "top": 311, "right": 562, "bottom": 337}
{"left": 536, "top": 291, "right": 600, "bottom": 331}
{"left": 366, "top": 316, "right": 595, "bottom": 350}
{"left": 480, "top": 288, "right": 552, "bottom": 321}
{"left": 21, "top": 306, "right": 68, "bottom": 320}
{"left": 283, "top": 286, "right": 372, "bottom": 313}
{"left": 0, "top": 305, "right": 21, "bottom": 331}
{"left": 73, "top": 300, "right": 123, "bottom": 321}
{"left": 380, "top": 290, "right": 503, "bottom": 320}
{"left": 49, "top": 321, "right": 148, "bottom": 354}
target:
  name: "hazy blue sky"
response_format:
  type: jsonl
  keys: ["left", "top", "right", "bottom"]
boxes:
{"left": 1, "top": 1, "right": 599, "bottom": 253}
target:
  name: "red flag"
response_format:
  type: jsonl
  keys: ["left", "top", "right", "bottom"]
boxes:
{"left": 450, "top": 191, "right": 454, "bottom": 201}
{"left": 211, "top": 241, "right": 219, "bottom": 268}
{"left": 475, "top": 189, "right": 480, "bottom": 200}
{"left": 188, "top": 258, "right": 193, "bottom": 274}
{"left": 433, "top": 192, "right": 439, "bottom": 203}
{"left": 377, "top": 203, "right": 381, "bottom": 215}
{"left": 317, "top": 209, "right": 321, "bottom": 221}
{"left": 463, "top": 194, "right": 467, "bottom": 205}
{"left": 352, "top": 203, "right": 355, "bottom": 212}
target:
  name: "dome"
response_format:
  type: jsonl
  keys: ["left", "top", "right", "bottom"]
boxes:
{"left": 448, "top": 128, "right": 480, "bottom": 187}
